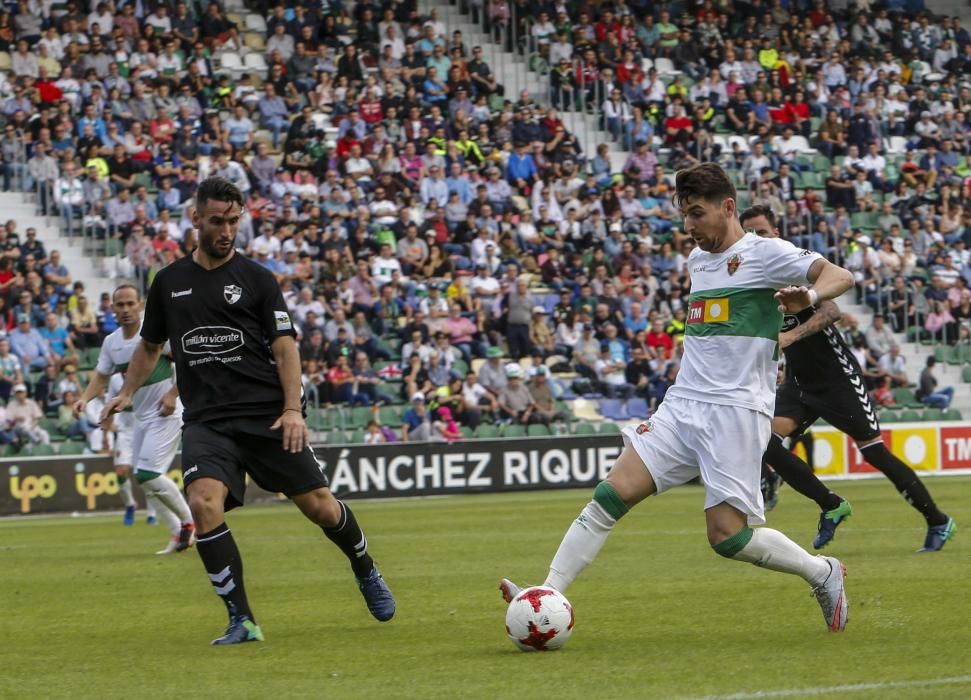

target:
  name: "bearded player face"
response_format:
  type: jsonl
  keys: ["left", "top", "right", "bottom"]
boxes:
{"left": 193, "top": 199, "right": 242, "bottom": 260}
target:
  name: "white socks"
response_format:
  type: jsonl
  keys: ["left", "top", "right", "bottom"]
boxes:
{"left": 544, "top": 501, "right": 617, "bottom": 592}
{"left": 118, "top": 478, "right": 135, "bottom": 508}
{"left": 732, "top": 528, "right": 831, "bottom": 587}
{"left": 145, "top": 494, "right": 181, "bottom": 536}
{"left": 140, "top": 474, "right": 193, "bottom": 526}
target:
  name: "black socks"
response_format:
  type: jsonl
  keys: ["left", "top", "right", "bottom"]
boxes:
{"left": 196, "top": 523, "right": 255, "bottom": 622}
{"left": 322, "top": 500, "right": 375, "bottom": 578}
{"left": 764, "top": 434, "right": 843, "bottom": 512}
{"left": 859, "top": 443, "right": 948, "bottom": 526}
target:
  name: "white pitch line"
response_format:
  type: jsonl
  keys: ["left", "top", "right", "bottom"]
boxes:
{"left": 688, "top": 675, "right": 971, "bottom": 700}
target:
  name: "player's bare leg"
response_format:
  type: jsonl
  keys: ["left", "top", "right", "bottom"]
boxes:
{"left": 501, "top": 447, "right": 655, "bottom": 602}
{"left": 293, "top": 487, "right": 395, "bottom": 621}
{"left": 187, "top": 477, "right": 263, "bottom": 645}
{"left": 706, "top": 501, "right": 848, "bottom": 631}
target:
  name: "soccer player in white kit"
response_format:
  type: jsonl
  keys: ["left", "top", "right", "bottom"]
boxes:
{"left": 501, "top": 164, "right": 855, "bottom": 632}
{"left": 107, "top": 372, "right": 158, "bottom": 527}
{"left": 76, "top": 284, "right": 195, "bottom": 554}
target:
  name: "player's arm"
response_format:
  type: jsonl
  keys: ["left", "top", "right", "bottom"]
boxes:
{"left": 270, "top": 334, "right": 309, "bottom": 454}
{"left": 775, "top": 258, "right": 854, "bottom": 313}
{"left": 779, "top": 300, "right": 841, "bottom": 351}
{"left": 74, "top": 370, "right": 110, "bottom": 416}
{"left": 101, "top": 340, "right": 165, "bottom": 423}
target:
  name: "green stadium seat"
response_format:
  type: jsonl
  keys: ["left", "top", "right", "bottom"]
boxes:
{"left": 348, "top": 406, "right": 373, "bottom": 429}
{"left": 963, "top": 366, "right": 971, "bottom": 383}
{"left": 0, "top": 444, "right": 15, "bottom": 456}
{"left": 501, "top": 424, "right": 527, "bottom": 438}
{"left": 378, "top": 405, "right": 402, "bottom": 427}
{"left": 878, "top": 411, "right": 899, "bottom": 424}
{"left": 306, "top": 408, "right": 330, "bottom": 432}
{"left": 598, "top": 422, "right": 621, "bottom": 434}
{"left": 57, "top": 441, "right": 86, "bottom": 455}
{"left": 325, "top": 430, "right": 347, "bottom": 445}
{"left": 958, "top": 345, "right": 971, "bottom": 364}
{"left": 892, "top": 388, "right": 923, "bottom": 408}
{"left": 459, "top": 426, "right": 475, "bottom": 439}
{"left": 451, "top": 358, "right": 469, "bottom": 376}
{"left": 899, "top": 410, "right": 921, "bottom": 423}
{"left": 921, "top": 408, "right": 943, "bottom": 422}
{"left": 573, "top": 422, "right": 596, "bottom": 435}
{"left": 527, "top": 424, "right": 551, "bottom": 437}
{"left": 25, "top": 443, "right": 55, "bottom": 456}
{"left": 933, "top": 345, "right": 953, "bottom": 363}
{"left": 475, "top": 425, "right": 499, "bottom": 439}
{"left": 943, "top": 409, "right": 963, "bottom": 421}
{"left": 348, "top": 430, "right": 365, "bottom": 444}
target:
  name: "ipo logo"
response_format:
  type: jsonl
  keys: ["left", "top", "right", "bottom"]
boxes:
{"left": 8, "top": 465, "right": 57, "bottom": 513}
{"left": 74, "top": 463, "right": 119, "bottom": 510}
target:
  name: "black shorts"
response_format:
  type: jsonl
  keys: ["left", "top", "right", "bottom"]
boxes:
{"left": 181, "top": 416, "right": 329, "bottom": 511}
{"left": 774, "top": 376, "right": 882, "bottom": 443}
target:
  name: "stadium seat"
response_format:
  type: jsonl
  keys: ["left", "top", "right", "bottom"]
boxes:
{"left": 626, "top": 398, "right": 649, "bottom": 418}
{"left": 378, "top": 405, "right": 402, "bottom": 427}
{"left": 597, "top": 399, "right": 629, "bottom": 421}
{"left": 58, "top": 441, "right": 86, "bottom": 455}
{"left": 459, "top": 426, "right": 475, "bottom": 439}
{"left": 451, "top": 358, "right": 469, "bottom": 376}
{"left": 963, "top": 366, "right": 971, "bottom": 383}
{"left": 921, "top": 408, "right": 943, "bottom": 422}
{"left": 879, "top": 411, "right": 898, "bottom": 424}
{"left": 243, "top": 32, "right": 265, "bottom": 52}
{"left": 892, "top": 388, "right": 923, "bottom": 408}
{"left": 899, "top": 410, "right": 921, "bottom": 423}
{"left": 347, "top": 406, "right": 372, "bottom": 429}
{"left": 0, "top": 52, "right": 10, "bottom": 71}
{"left": 244, "top": 52, "right": 269, "bottom": 73}
{"left": 244, "top": 14, "right": 267, "bottom": 33}
{"left": 475, "top": 425, "right": 499, "bottom": 439}
{"left": 25, "top": 444, "right": 55, "bottom": 457}
{"left": 348, "top": 430, "right": 365, "bottom": 444}
{"left": 573, "top": 423, "right": 596, "bottom": 435}
{"left": 501, "top": 424, "right": 527, "bottom": 438}
{"left": 653, "top": 57, "right": 681, "bottom": 78}
{"left": 527, "top": 424, "right": 551, "bottom": 437}
{"left": 943, "top": 409, "right": 963, "bottom": 421}
{"left": 326, "top": 430, "right": 347, "bottom": 445}
{"left": 598, "top": 422, "right": 621, "bottom": 434}
{"left": 571, "top": 398, "right": 602, "bottom": 422}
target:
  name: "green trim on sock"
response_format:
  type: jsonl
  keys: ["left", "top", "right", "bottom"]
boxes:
{"left": 134, "top": 470, "right": 161, "bottom": 484}
{"left": 118, "top": 474, "right": 128, "bottom": 485}
{"left": 593, "top": 481, "right": 629, "bottom": 520}
{"left": 713, "top": 526, "right": 754, "bottom": 558}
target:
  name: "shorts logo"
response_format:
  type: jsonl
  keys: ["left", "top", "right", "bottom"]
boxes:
{"left": 727, "top": 254, "right": 743, "bottom": 276}
{"left": 181, "top": 326, "right": 244, "bottom": 355}
{"left": 224, "top": 284, "right": 242, "bottom": 304}
{"left": 687, "top": 298, "right": 730, "bottom": 324}
{"left": 184, "top": 465, "right": 199, "bottom": 477}
{"left": 636, "top": 420, "right": 654, "bottom": 434}
{"left": 275, "top": 310, "right": 292, "bottom": 331}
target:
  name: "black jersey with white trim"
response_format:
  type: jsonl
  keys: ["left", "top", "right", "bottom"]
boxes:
{"left": 141, "top": 253, "right": 298, "bottom": 424}
{"left": 781, "top": 305, "right": 863, "bottom": 387}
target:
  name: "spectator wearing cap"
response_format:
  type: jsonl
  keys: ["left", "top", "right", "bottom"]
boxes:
{"left": 528, "top": 305, "right": 554, "bottom": 357}
{"left": 529, "top": 366, "right": 569, "bottom": 425}
{"left": 6, "top": 383, "right": 50, "bottom": 446}
{"left": 402, "top": 392, "right": 436, "bottom": 442}
{"left": 498, "top": 363, "right": 537, "bottom": 424}
{"left": 9, "top": 313, "right": 50, "bottom": 369}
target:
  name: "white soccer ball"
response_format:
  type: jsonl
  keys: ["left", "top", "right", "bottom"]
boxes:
{"left": 505, "top": 586, "right": 575, "bottom": 652}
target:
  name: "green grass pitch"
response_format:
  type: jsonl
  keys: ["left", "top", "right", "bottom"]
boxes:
{"left": 3, "top": 477, "right": 970, "bottom": 700}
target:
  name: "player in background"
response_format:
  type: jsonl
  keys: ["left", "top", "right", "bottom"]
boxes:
{"left": 103, "top": 177, "right": 394, "bottom": 646}
{"left": 76, "top": 284, "right": 195, "bottom": 555}
{"left": 107, "top": 372, "right": 157, "bottom": 527}
{"left": 740, "top": 206, "right": 955, "bottom": 552}
{"left": 501, "top": 164, "right": 854, "bottom": 631}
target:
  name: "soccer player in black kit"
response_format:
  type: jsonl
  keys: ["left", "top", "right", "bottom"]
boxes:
{"left": 103, "top": 177, "right": 395, "bottom": 644}
{"left": 740, "top": 206, "right": 955, "bottom": 552}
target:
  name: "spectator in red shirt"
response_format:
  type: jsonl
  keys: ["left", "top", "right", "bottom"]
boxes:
{"left": 151, "top": 227, "right": 182, "bottom": 262}
{"left": 664, "top": 103, "right": 694, "bottom": 146}
{"left": 646, "top": 318, "right": 674, "bottom": 359}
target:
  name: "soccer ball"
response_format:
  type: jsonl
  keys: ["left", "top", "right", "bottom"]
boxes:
{"left": 505, "top": 586, "right": 575, "bottom": 652}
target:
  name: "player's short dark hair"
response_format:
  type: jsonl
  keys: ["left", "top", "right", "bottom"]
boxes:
{"left": 739, "top": 205, "right": 776, "bottom": 229}
{"left": 196, "top": 176, "right": 243, "bottom": 211}
{"left": 674, "top": 163, "right": 736, "bottom": 210}
{"left": 112, "top": 283, "right": 141, "bottom": 301}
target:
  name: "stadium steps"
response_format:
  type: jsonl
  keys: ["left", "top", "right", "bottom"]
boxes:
{"left": 835, "top": 290, "right": 971, "bottom": 418}
{"left": 426, "top": 0, "right": 628, "bottom": 167}
{"left": 0, "top": 192, "right": 113, "bottom": 300}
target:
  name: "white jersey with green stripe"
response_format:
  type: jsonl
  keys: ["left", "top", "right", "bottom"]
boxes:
{"left": 107, "top": 372, "right": 134, "bottom": 434}
{"left": 97, "top": 323, "right": 182, "bottom": 422}
{"left": 667, "top": 232, "right": 822, "bottom": 417}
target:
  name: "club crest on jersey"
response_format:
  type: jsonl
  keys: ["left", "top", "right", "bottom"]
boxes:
{"left": 636, "top": 420, "right": 655, "bottom": 434}
{"left": 727, "top": 254, "right": 743, "bottom": 276}
{"left": 223, "top": 284, "right": 242, "bottom": 304}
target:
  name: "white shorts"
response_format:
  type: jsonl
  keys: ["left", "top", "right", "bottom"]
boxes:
{"left": 621, "top": 396, "right": 770, "bottom": 525}
{"left": 114, "top": 428, "right": 133, "bottom": 467}
{"left": 131, "top": 413, "right": 182, "bottom": 475}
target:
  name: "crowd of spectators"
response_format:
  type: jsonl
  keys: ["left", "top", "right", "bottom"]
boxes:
{"left": 0, "top": 0, "right": 970, "bottom": 439}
